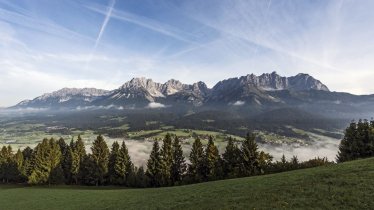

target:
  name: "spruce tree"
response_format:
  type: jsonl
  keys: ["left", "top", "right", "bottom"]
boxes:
{"left": 291, "top": 155, "right": 299, "bottom": 165}
{"left": 117, "top": 141, "right": 133, "bottom": 186}
{"left": 171, "top": 136, "right": 186, "bottom": 185}
{"left": 80, "top": 154, "right": 99, "bottom": 186}
{"left": 58, "top": 138, "right": 72, "bottom": 183}
{"left": 239, "top": 133, "right": 260, "bottom": 176}
{"left": 73, "top": 135, "right": 87, "bottom": 184}
{"left": 48, "top": 138, "right": 65, "bottom": 185}
{"left": 0, "top": 146, "right": 11, "bottom": 183}
{"left": 91, "top": 135, "right": 110, "bottom": 186}
{"left": 70, "top": 146, "right": 80, "bottom": 184}
{"left": 135, "top": 166, "right": 148, "bottom": 188}
{"left": 13, "top": 149, "right": 25, "bottom": 182}
{"left": 75, "top": 135, "right": 87, "bottom": 162}
{"left": 203, "top": 136, "right": 220, "bottom": 181}
{"left": 108, "top": 141, "right": 120, "bottom": 184}
{"left": 146, "top": 140, "right": 162, "bottom": 187}
{"left": 28, "top": 138, "right": 64, "bottom": 185}
{"left": 21, "top": 147, "right": 34, "bottom": 178}
{"left": 188, "top": 137, "right": 204, "bottom": 182}
{"left": 258, "top": 151, "right": 272, "bottom": 173}
{"left": 222, "top": 137, "right": 240, "bottom": 178}
{"left": 160, "top": 133, "right": 173, "bottom": 186}
{"left": 337, "top": 122, "right": 357, "bottom": 162}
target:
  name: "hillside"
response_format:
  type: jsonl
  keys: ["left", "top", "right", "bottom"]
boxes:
{"left": 0, "top": 158, "right": 373, "bottom": 210}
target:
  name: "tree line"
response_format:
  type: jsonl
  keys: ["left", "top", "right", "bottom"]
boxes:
{"left": 337, "top": 119, "right": 374, "bottom": 162}
{"left": 0, "top": 132, "right": 336, "bottom": 187}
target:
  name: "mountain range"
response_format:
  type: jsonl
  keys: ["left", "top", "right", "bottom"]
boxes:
{"left": 11, "top": 72, "right": 374, "bottom": 119}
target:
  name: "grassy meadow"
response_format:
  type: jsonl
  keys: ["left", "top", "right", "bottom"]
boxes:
{"left": 0, "top": 157, "right": 373, "bottom": 210}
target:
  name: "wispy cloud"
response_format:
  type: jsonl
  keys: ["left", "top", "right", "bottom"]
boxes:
{"left": 1, "top": 0, "right": 374, "bottom": 106}
{"left": 85, "top": 0, "right": 116, "bottom": 69}
{"left": 86, "top": 3, "right": 195, "bottom": 43}
{"left": 94, "top": 0, "right": 116, "bottom": 49}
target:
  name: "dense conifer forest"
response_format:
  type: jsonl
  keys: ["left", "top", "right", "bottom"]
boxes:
{"left": 0, "top": 120, "right": 373, "bottom": 187}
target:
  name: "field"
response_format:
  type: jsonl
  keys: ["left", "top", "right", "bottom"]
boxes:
{"left": 0, "top": 158, "right": 373, "bottom": 210}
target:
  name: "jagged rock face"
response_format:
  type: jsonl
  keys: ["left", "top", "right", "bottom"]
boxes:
{"left": 288, "top": 73, "right": 329, "bottom": 91}
{"left": 213, "top": 72, "right": 328, "bottom": 92}
{"left": 12, "top": 72, "right": 331, "bottom": 109}
{"left": 209, "top": 72, "right": 329, "bottom": 104}
{"left": 161, "top": 79, "right": 189, "bottom": 95}
{"left": 105, "top": 78, "right": 210, "bottom": 106}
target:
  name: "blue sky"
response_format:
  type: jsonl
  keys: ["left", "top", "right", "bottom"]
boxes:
{"left": 1, "top": 0, "right": 374, "bottom": 106}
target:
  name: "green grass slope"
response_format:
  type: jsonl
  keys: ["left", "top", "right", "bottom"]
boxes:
{"left": 1, "top": 158, "right": 373, "bottom": 210}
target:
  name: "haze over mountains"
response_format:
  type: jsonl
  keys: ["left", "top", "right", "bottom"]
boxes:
{"left": 10, "top": 72, "right": 374, "bottom": 119}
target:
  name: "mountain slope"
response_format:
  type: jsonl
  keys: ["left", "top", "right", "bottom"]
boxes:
{"left": 14, "top": 88, "right": 109, "bottom": 109}
{"left": 13, "top": 72, "right": 374, "bottom": 116}
{"left": 93, "top": 77, "right": 210, "bottom": 107}
{"left": 1, "top": 158, "right": 373, "bottom": 210}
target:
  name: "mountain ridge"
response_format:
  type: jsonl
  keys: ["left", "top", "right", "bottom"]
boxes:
{"left": 11, "top": 72, "right": 336, "bottom": 109}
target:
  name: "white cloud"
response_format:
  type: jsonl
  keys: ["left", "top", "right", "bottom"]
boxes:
{"left": 231, "top": 101, "right": 245, "bottom": 106}
{"left": 146, "top": 102, "right": 166, "bottom": 109}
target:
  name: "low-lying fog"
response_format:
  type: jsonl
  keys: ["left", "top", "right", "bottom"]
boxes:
{"left": 106, "top": 134, "right": 340, "bottom": 167}
{"left": 0, "top": 133, "right": 340, "bottom": 167}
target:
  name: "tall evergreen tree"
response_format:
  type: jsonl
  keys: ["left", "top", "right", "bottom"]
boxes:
{"left": 91, "top": 135, "right": 110, "bottom": 186}
{"left": 21, "top": 147, "right": 34, "bottom": 178}
{"left": 75, "top": 135, "right": 87, "bottom": 162}
{"left": 146, "top": 140, "right": 162, "bottom": 187}
{"left": 337, "top": 122, "right": 358, "bottom": 162}
{"left": 70, "top": 146, "right": 80, "bottom": 184}
{"left": 203, "top": 136, "right": 220, "bottom": 181}
{"left": 0, "top": 146, "right": 11, "bottom": 183}
{"left": 28, "top": 138, "right": 64, "bottom": 185}
{"left": 12, "top": 149, "right": 25, "bottom": 182}
{"left": 118, "top": 141, "right": 133, "bottom": 186}
{"left": 188, "top": 137, "right": 204, "bottom": 182}
{"left": 58, "top": 138, "right": 72, "bottom": 183}
{"left": 108, "top": 141, "right": 120, "bottom": 184}
{"left": 171, "top": 136, "right": 186, "bottom": 185}
{"left": 80, "top": 154, "right": 99, "bottom": 186}
{"left": 222, "top": 137, "right": 240, "bottom": 178}
{"left": 160, "top": 133, "right": 173, "bottom": 186}
{"left": 239, "top": 133, "right": 260, "bottom": 176}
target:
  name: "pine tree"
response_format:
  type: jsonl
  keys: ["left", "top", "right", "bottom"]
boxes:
{"left": 80, "top": 154, "right": 99, "bottom": 186}
{"left": 117, "top": 141, "right": 133, "bottom": 186}
{"left": 203, "top": 136, "right": 220, "bottom": 181}
{"left": 188, "top": 137, "right": 204, "bottom": 182}
{"left": 12, "top": 149, "right": 25, "bottom": 182}
{"left": 135, "top": 166, "right": 148, "bottom": 188}
{"left": 239, "top": 133, "right": 260, "bottom": 176}
{"left": 75, "top": 135, "right": 87, "bottom": 162}
{"left": 160, "top": 133, "right": 173, "bottom": 186}
{"left": 146, "top": 140, "right": 162, "bottom": 187}
{"left": 1, "top": 146, "right": 18, "bottom": 183}
{"left": 28, "top": 138, "right": 64, "bottom": 185}
{"left": 57, "top": 138, "right": 68, "bottom": 157}
{"left": 21, "top": 147, "right": 34, "bottom": 178}
{"left": 222, "top": 137, "right": 240, "bottom": 178}
{"left": 49, "top": 138, "right": 65, "bottom": 185}
{"left": 70, "top": 146, "right": 80, "bottom": 184}
{"left": 257, "top": 151, "right": 272, "bottom": 173}
{"left": 58, "top": 138, "right": 72, "bottom": 183}
{"left": 0, "top": 146, "right": 11, "bottom": 183}
{"left": 337, "top": 122, "right": 357, "bottom": 162}
{"left": 171, "top": 136, "right": 186, "bottom": 185}
{"left": 108, "top": 141, "right": 120, "bottom": 184}
{"left": 71, "top": 135, "right": 87, "bottom": 184}
{"left": 91, "top": 135, "right": 110, "bottom": 186}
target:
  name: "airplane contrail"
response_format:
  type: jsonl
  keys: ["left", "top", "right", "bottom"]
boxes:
{"left": 94, "top": 0, "right": 116, "bottom": 49}
{"left": 85, "top": 0, "right": 116, "bottom": 69}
